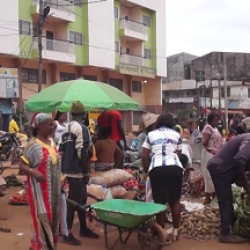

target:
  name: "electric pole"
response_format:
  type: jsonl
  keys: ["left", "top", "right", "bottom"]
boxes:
{"left": 218, "top": 73, "right": 221, "bottom": 112}
{"left": 223, "top": 53, "right": 228, "bottom": 132}
{"left": 37, "top": 1, "right": 50, "bottom": 92}
{"left": 38, "top": 0, "right": 43, "bottom": 92}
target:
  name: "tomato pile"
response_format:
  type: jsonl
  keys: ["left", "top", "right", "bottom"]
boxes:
{"left": 124, "top": 169, "right": 139, "bottom": 191}
{"left": 124, "top": 178, "right": 139, "bottom": 190}
{"left": 9, "top": 193, "right": 29, "bottom": 205}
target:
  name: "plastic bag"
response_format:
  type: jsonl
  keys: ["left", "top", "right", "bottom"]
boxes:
{"left": 103, "top": 186, "right": 113, "bottom": 200}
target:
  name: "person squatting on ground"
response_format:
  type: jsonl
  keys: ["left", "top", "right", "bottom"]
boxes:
{"left": 59, "top": 101, "right": 99, "bottom": 246}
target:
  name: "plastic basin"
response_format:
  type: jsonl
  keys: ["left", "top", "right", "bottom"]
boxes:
{"left": 91, "top": 199, "right": 166, "bottom": 229}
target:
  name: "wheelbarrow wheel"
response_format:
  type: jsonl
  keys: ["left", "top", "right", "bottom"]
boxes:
{"left": 138, "top": 223, "right": 170, "bottom": 250}
{"left": 150, "top": 223, "right": 169, "bottom": 250}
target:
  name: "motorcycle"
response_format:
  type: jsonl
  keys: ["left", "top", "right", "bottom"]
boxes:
{"left": 0, "top": 133, "right": 23, "bottom": 164}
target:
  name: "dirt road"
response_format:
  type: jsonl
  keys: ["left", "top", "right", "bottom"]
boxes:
{"left": 0, "top": 169, "right": 249, "bottom": 250}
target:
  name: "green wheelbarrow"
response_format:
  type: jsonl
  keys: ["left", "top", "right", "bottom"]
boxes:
{"left": 89, "top": 199, "right": 170, "bottom": 250}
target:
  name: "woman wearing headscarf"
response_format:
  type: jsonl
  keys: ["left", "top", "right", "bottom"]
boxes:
{"left": 19, "top": 113, "right": 61, "bottom": 250}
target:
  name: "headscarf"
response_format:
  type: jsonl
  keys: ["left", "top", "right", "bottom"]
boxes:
{"left": 32, "top": 113, "right": 52, "bottom": 129}
{"left": 175, "top": 125, "right": 183, "bottom": 136}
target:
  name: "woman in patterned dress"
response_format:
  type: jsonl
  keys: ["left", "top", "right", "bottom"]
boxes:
{"left": 201, "top": 112, "right": 222, "bottom": 204}
{"left": 19, "top": 113, "right": 61, "bottom": 250}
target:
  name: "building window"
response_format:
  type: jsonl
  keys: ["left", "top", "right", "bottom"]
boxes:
{"left": 114, "top": 7, "right": 119, "bottom": 19}
{"left": 144, "top": 48, "right": 151, "bottom": 59}
{"left": 19, "top": 20, "right": 31, "bottom": 36}
{"left": 142, "top": 15, "right": 151, "bottom": 27}
{"left": 69, "top": 31, "right": 83, "bottom": 45}
{"left": 115, "top": 41, "right": 120, "bottom": 53}
{"left": 74, "top": 0, "right": 83, "bottom": 7}
{"left": 60, "top": 72, "right": 76, "bottom": 82}
{"left": 83, "top": 75, "right": 97, "bottom": 81}
{"left": 133, "top": 111, "right": 143, "bottom": 125}
{"left": 195, "top": 71, "right": 205, "bottom": 82}
{"left": 109, "top": 78, "right": 123, "bottom": 91}
{"left": 132, "top": 81, "right": 142, "bottom": 93}
{"left": 22, "top": 68, "right": 46, "bottom": 84}
{"left": 221, "top": 87, "right": 230, "bottom": 98}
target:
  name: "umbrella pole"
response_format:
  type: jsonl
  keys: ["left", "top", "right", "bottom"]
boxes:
{"left": 67, "top": 112, "right": 71, "bottom": 133}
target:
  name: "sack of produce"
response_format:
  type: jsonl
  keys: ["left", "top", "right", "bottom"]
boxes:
{"left": 87, "top": 184, "right": 104, "bottom": 200}
{"left": 110, "top": 185, "right": 127, "bottom": 198}
{"left": 93, "top": 169, "right": 133, "bottom": 187}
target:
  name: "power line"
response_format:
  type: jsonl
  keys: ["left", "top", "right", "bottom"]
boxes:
{"left": 46, "top": 0, "right": 107, "bottom": 7}
{"left": 22, "top": 41, "right": 34, "bottom": 68}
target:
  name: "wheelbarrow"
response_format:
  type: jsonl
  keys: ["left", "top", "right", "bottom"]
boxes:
{"left": 88, "top": 199, "right": 169, "bottom": 250}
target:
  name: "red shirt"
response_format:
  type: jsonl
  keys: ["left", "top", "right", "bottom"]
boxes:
{"left": 97, "top": 111, "right": 122, "bottom": 142}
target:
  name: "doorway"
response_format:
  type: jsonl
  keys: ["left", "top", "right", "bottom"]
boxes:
{"left": 46, "top": 31, "right": 54, "bottom": 51}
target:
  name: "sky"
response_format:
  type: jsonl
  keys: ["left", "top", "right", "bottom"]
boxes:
{"left": 166, "top": 0, "right": 250, "bottom": 57}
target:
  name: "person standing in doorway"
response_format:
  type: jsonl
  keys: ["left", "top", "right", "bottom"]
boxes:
{"left": 59, "top": 101, "right": 99, "bottom": 246}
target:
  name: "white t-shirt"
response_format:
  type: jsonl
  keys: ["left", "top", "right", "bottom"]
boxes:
{"left": 143, "top": 127, "right": 183, "bottom": 172}
{"left": 182, "top": 142, "right": 193, "bottom": 169}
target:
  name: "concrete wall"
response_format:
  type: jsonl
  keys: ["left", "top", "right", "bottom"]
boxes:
{"left": 191, "top": 52, "right": 250, "bottom": 81}
{"left": 0, "top": 0, "right": 20, "bottom": 56}
{"left": 88, "top": 0, "right": 115, "bottom": 69}
{"left": 164, "top": 53, "right": 198, "bottom": 83}
{"left": 129, "top": 0, "right": 167, "bottom": 77}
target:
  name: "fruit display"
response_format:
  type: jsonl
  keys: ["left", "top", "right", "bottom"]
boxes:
{"left": 182, "top": 176, "right": 205, "bottom": 198}
{"left": 179, "top": 206, "right": 220, "bottom": 240}
{"left": 4, "top": 174, "right": 22, "bottom": 187}
{"left": 9, "top": 191, "right": 29, "bottom": 205}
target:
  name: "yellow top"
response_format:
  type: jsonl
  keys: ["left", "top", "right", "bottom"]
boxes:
{"left": 9, "top": 119, "right": 27, "bottom": 138}
{"left": 89, "top": 118, "right": 96, "bottom": 134}
{"left": 21, "top": 138, "right": 58, "bottom": 165}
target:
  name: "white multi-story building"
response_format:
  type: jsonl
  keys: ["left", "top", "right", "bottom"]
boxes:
{"left": 0, "top": 0, "right": 167, "bottom": 131}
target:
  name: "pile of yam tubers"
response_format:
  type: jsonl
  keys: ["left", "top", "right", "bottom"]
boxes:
{"left": 179, "top": 206, "right": 220, "bottom": 240}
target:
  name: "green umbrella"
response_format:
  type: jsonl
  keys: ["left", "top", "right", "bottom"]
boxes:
{"left": 25, "top": 78, "right": 139, "bottom": 112}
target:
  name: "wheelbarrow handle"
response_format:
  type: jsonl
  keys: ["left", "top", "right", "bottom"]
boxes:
{"left": 66, "top": 198, "right": 90, "bottom": 211}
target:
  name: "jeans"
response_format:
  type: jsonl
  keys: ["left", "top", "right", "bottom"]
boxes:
{"left": 60, "top": 193, "right": 68, "bottom": 236}
{"left": 208, "top": 163, "right": 237, "bottom": 236}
